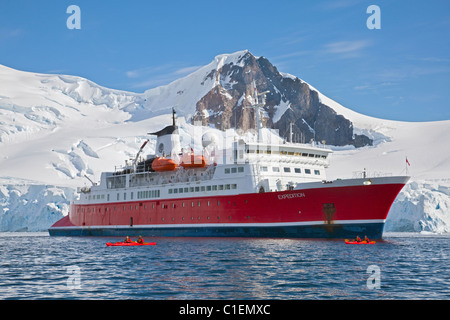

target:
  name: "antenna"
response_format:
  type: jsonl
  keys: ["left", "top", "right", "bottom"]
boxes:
{"left": 250, "top": 80, "right": 270, "bottom": 142}
{"left": 289, "top": 122, "right": 293, "bottom": 143}
{"left": 172, "top": 107, "right": 177, "bottom": 127}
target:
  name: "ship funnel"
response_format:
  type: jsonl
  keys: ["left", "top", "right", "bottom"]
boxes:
{"left": 148, "top": 109, "right": 181, "bottom": 160}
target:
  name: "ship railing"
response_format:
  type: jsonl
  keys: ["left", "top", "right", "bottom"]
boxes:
{"left": 352, "top": 170, "right": 393, "bottom": 179}
{"left": 127, "top": 165, "right": 217, "bottom": 188}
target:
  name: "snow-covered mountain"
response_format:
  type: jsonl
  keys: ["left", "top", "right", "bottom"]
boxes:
{"left": 0, "top": 51, "right": 449, "bottom": 233}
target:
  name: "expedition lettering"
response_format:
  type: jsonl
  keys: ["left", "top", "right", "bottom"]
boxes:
{"left": 278, "top": 193, "right": 306, "bottom": 200}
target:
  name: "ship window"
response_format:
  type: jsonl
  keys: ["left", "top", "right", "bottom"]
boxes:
{"left": 218, "top": 185, "right": 224, "bottom": 190}
{"left": 231, "top": 167, "right": 237, "bottom": 173}
{"left": 198, "top": 201, "right": 201, "bottom": 207}
{"left": 212, "top": 185, "right": 217, "bottom": 191}
{"left": 173, "top": 188, "right": 178, "bottom": 194}
{"left": 131, "top": 192, "right": 133, "bottom": 200}
{"left": 231, "top": 184, "right": 237, "bottom": 189}
{"left": 184, "top": 187, "right": 188, "bottom": 193}
{"left": 217, "top": 201, "right": 220, "bottom": 206}
{"left": 225, "top": 168, "right": 230, "bottom": 174}
{"left": 302, "top": 153, "right": 308, "bottom": 157}
{"left": 314, "top": 170, "right": 320, "bottom": 175}
{"left": 272, "top": 167, "right": 280, "bottom": 172}
{"left": 284, "top": 167, "right": 291, "bottom": 173}
{"left": 107, "top": 194, "right": 110, "bottom": 201}
{"left": 206, "top": 186, "right": 211, "bottom": 191}
{"left": 190, "top": 187, "right": 194, "bottom": 192}
{"left": 225, "top": 184, "right": 230, "bottom": 190}
{"left": 191, "top": 202, "right": 194, "bottom": 207}
{"left": 168, "top": 189, "right": 173, "bottom": 194}
{"left": 195, "top": 186, "right": 200, "bottom": 192}
{"left": 238, "top": 167, "right": 244, "bottom": 173}
{"left": 117, "top": 193, "right": 120, "bottom": 201}
{"left": 305, "top": 169, "right": 311, "bottom": 174}
{"left": 207, "top": 201, "right": 210, "bottom": 206}
{"left": 261, "top": 166, "right": 268, "bottom": 172}
{"left": 124, "top": 193, "right": 127, "bottom": 200}
{"left": 179, "top": 188, "right": 183, "bottom": 193}
{"left": 295, "top": 168, "right": 301, "bottom": 173}
{"left": 309, "top": 154, "right": 315, "bottom": 158}
{"left": 201, "top": 186, "right": 205, "bottom": 191}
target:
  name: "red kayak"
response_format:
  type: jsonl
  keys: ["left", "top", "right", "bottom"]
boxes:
{"left": 345, "top": 240, "right": 376, "bottom": 244}
{"left": 106, "top": 242, "right": 156, "bottom": 247}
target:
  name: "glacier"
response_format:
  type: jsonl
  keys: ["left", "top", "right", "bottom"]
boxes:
{"left": 0, "top": 52, "right": 449, "bottom": 234}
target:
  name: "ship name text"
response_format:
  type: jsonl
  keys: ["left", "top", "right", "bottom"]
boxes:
{"left": 278, "top": 192, "right": 306, "bottom": 200}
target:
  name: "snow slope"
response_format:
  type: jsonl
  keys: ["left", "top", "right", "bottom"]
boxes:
{"left": 0, "top": 51, "right": 449, "bottom": 233}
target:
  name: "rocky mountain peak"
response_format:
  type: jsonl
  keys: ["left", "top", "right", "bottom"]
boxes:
{"left": 190, "top": 51, "right": 372, "bottom": 147}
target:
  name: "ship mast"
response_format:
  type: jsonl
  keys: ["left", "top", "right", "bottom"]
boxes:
{"left": 250, "top": 80, "right": 269, "bottom": 143}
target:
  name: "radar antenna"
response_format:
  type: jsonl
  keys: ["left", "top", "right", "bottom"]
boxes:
{"left": 248, "top": 80, "right": 269, "bottom": 142}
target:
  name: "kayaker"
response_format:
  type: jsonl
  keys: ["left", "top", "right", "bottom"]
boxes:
{"left": 363, "top": 235, "right": 370, "bottom": 243}
{"left": 137, "top": 235, "right": 144, "bottom": 244}
{"left": 124, "top": 236, "right": 133, "bottom": 243}
{"left": 354, "top": 235, "right": 362, "bottom": 242}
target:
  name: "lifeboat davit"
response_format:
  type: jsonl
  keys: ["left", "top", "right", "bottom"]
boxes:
{"left": 180, "top": 154, "right": 206, "bottom": 168}
{"left": 151, "top": 157, "right": 177, "bottom": 172}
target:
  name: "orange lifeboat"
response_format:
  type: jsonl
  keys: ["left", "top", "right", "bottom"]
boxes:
{"left": 180, "top": 154, "right": 206, "bottom": 168}
{"left": 151, "top": 157, "right": 177, "bottom": 172}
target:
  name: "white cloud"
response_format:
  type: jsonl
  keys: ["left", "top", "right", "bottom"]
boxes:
{"left": 324, "top": 40, "right": 372, "bottom": 55}
{"left": 127, "top": 64, "right": 202, "bottom": 89}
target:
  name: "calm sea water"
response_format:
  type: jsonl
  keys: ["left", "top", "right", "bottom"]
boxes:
{"left": 0, "top": 232, "right": 449, "bottom": 300}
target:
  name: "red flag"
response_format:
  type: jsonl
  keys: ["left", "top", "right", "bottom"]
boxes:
{"left": 406, "top": 157, "right": 410, "bottom": 166}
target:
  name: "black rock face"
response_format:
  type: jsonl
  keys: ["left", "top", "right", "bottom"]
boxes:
{"left": 192, "top": 51, "right": 372, "bottom": 147}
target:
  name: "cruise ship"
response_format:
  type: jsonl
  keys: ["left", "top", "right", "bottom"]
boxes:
{"left": 49, "top": 84, "right": 409, "bottom": 238}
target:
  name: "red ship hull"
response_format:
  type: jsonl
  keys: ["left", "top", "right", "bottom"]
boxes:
{"left": 49, "top": 176, "right": 408, "bottom": 239}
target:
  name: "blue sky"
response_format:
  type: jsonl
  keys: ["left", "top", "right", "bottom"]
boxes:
{"left": 1, "top": 0, "right": 449, "bottom": 122}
